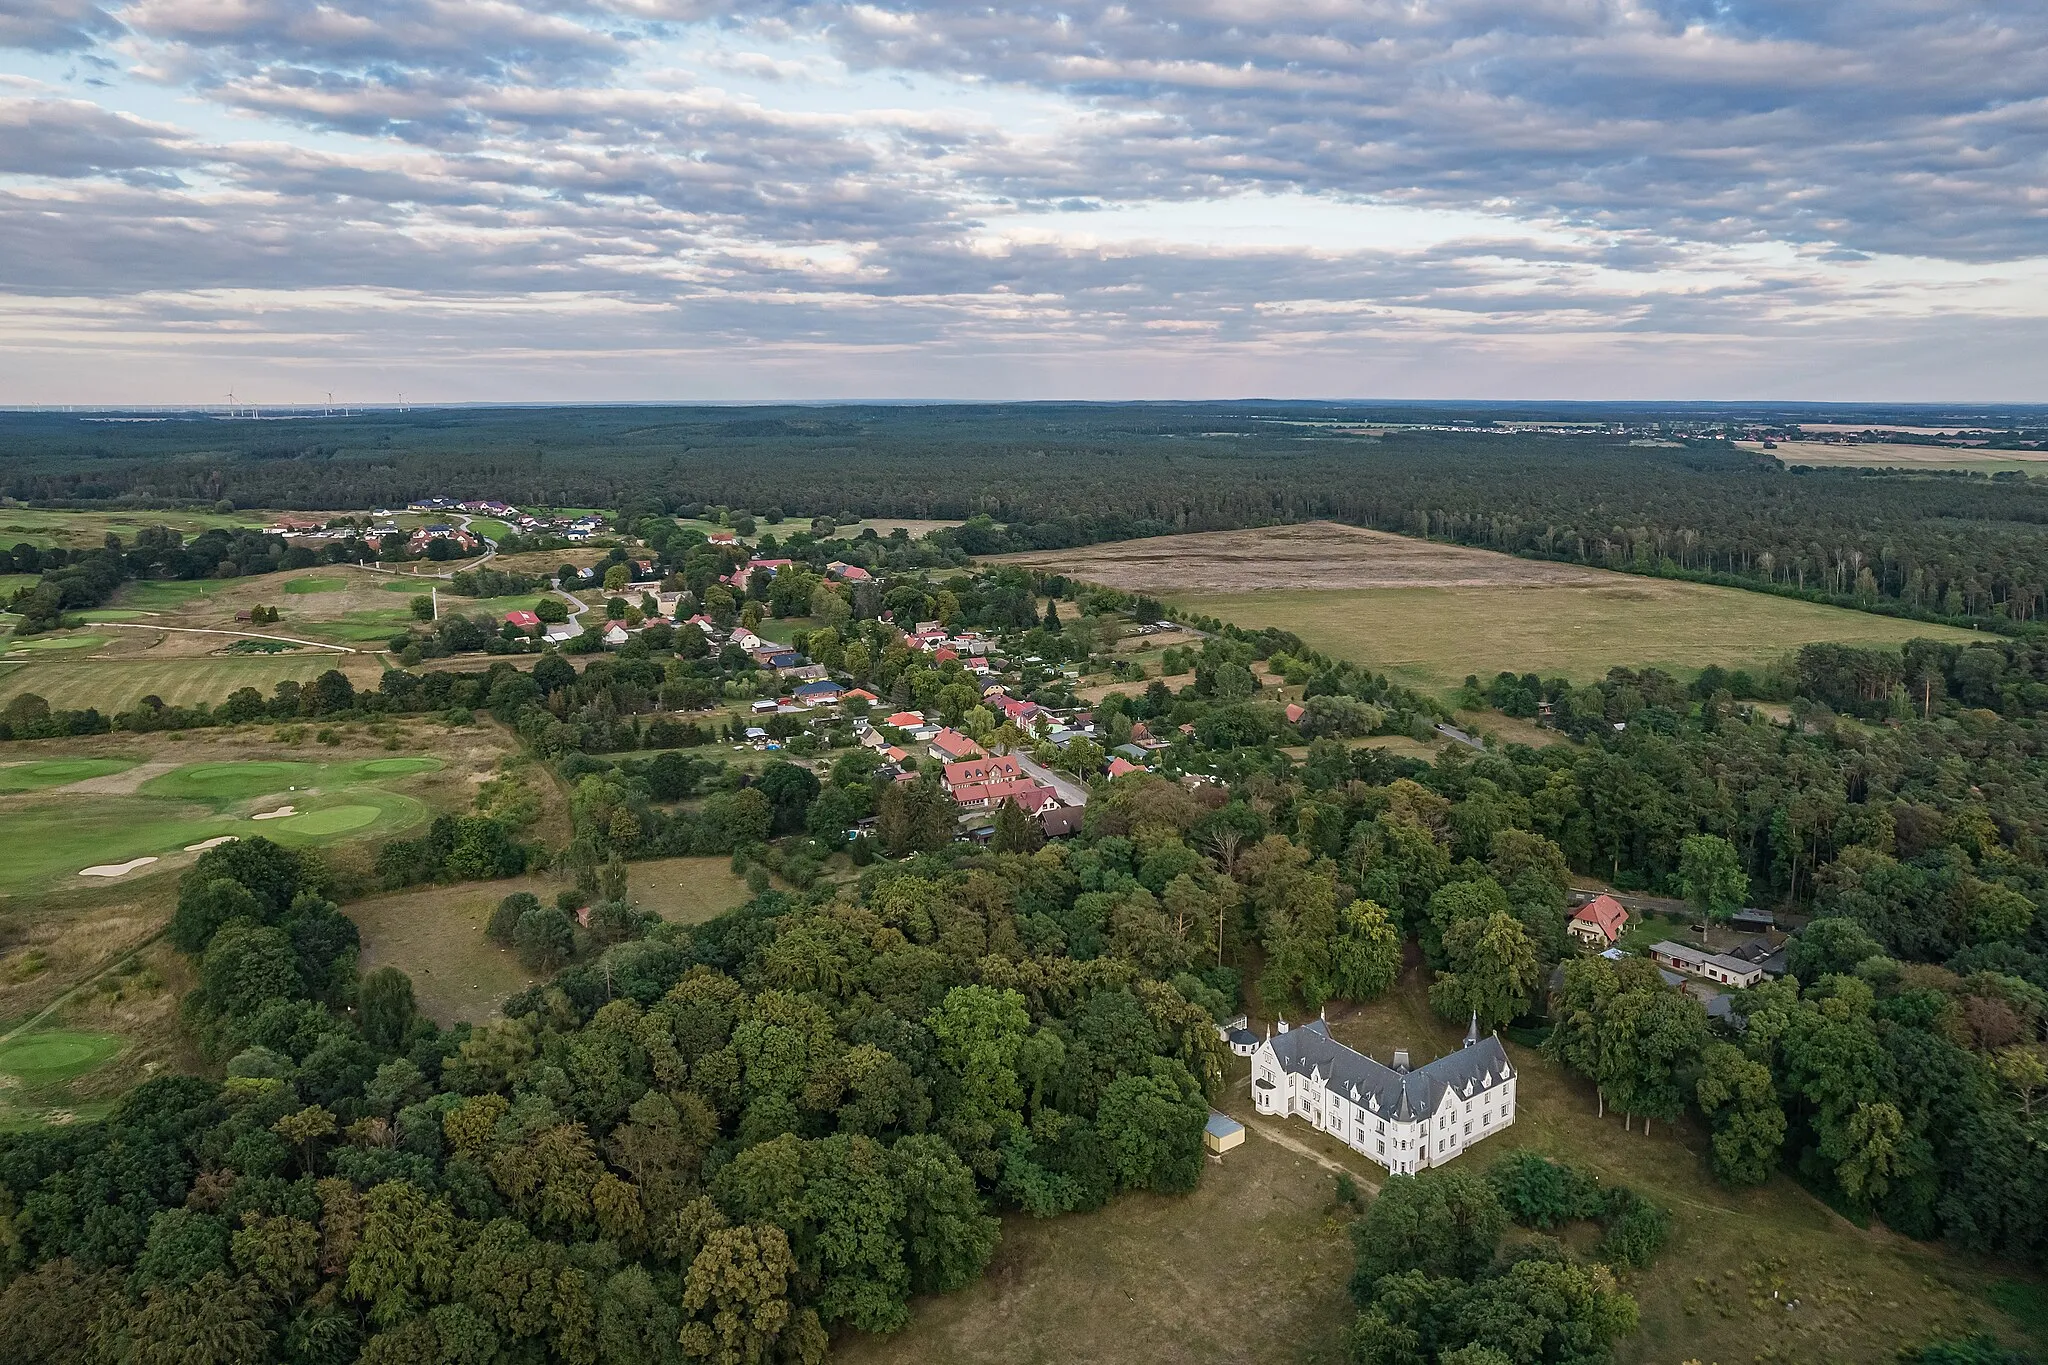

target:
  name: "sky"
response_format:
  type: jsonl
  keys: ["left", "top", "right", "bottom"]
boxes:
{"left": 3, "top": 0, "right": 2047, "bottom": 404}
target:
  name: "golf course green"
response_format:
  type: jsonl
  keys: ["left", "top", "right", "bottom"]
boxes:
{"left": 0, "top": 758, "right": 136, "bottom": 792}
{"left": 0, "top": 1030, "right": 123, "bottom": 1088}
{"left": 141, "top": 756, "right": 441, "bottom": 805}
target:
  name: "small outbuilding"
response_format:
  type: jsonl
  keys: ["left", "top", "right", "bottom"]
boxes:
{"left": 1204, "top": 1111, "right": 1246, "bottom": 1156}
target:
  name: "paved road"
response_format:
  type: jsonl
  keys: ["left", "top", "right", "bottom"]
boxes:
{"left": 1435, "top": 721, "right": 1485, "bottom": 751}
{"left": 1014, "top": 750, "right": 1089, "bottom": 806}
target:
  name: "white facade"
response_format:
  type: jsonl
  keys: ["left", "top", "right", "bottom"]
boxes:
{"left": 1250, "top": 1018, "right": 1517, "bottom": 1177}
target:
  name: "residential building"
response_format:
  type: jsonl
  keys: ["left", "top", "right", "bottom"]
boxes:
{"left": 792, "top": 680, "right": 842, "bottom": 705}
{"left": 1649, "top": 941, "right": 1765, "bottom": 989}
{"left": 1568, "top": 894, "right": 1630, "bottom": 948}
{"left": 1106, "top": 757, "right": 1144, "bottom": 778}
{"left": 928, "top": 729, "right": 985, "bottom": 762}
{"left": 952, "top": 777, "right": 1058, "bottom": 813}
{"left": 943, "top": 755, "right": 1022, "bottom": 791}
{"left": 504, "top": 609, "right": 540, "bottom": 630}
{"left": 1250, "top": 1015, "right": 1517, "bottom": 1176}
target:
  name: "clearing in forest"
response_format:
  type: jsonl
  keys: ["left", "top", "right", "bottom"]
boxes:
{"left": 1744, "top": 440, "right": 2048, "bottom": 475}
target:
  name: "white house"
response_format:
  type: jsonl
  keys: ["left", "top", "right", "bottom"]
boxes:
{"left": 1250, "top": 1015, "right": 1516, "bottom": 1176}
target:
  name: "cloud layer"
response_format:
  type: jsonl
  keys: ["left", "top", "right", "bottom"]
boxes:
{"left": 2, "top": 0, "right": 2045, "bottom": 400}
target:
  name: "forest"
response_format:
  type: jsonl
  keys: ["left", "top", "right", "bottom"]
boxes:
{"left": 7, "top": 402, "right": 2048, "bottom": 631}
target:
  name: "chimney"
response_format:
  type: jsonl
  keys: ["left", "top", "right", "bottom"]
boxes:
{"left": 1276, "top": 1017, "right": 1289, "bottom": 1035}
{"left": 1392, "top": 1049, "right": 1410, "bottom": 1073}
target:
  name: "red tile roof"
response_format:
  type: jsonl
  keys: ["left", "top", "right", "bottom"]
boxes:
{"left": 1571, "top": 894, "right": 1630, "bottom": 943}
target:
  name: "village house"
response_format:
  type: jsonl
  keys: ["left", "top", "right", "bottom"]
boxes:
{"left": 1568, "top": 894, "right": 1630, "bottom": 948}
{"left": 792, "top": 679, "right": 842, "bottom": 706}
{"left": 942, "top": 755, "right": 1022, "bottom": 792}
{"left": 956, "top": 777, "right": 1058, "bottom": 814}
{"left": 1250, "top": 1016, "right": 1517, "bottom": 1177}
{"left": 1106, "top": 757, "right": 1144, "bottom": 779}
{"left": 928, "top": 728, "right": 985, "bottom": 762}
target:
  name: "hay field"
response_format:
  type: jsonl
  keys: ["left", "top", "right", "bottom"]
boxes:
{"left": 992, "top": 523, "right": 1978, "bottom": 692}
{"left": 1743, "top": 440, "right": 2048, "bottom": 474}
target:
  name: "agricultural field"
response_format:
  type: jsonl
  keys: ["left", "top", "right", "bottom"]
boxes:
{"left": 991, "top": 523, "right": 1978, "bottom": 694}
{"left": 0, "top": 653, "right": 381, "bottom": 714}
{"left": 851, "top": 966, "right": 2041, "bottom": 1365}
{"left": 1744, "top": 440, "right": 2048, "bottom": 475}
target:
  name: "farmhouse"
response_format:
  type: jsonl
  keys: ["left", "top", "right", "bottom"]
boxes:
{"left": 1250, "top": 1015, "right": 1516, "bottom": 1177}
{"left": 1568, "top": 894, "right": 1629, "bottom": 947}
{"left": 504, "top": 609, "right": 541, "bottom": 630}
{"left": 1649, "top": 940, "right": 1765, "bottom": 989}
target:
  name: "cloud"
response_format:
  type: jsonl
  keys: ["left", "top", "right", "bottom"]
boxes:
{"left": 0, "top": 0, "right": 2043, "bottom": 398}
{"left": 0, "top": 0, "right": 123, "bottom": 51}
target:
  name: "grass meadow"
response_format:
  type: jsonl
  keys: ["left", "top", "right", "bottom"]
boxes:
{"left": 1174, "top": 583, "right": 1979, "bottom": 695}
{"left": 347, "top": 878, "right": 553, "bottom": 1024}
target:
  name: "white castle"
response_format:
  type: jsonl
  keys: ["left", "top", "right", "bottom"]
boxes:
{"left": 1250, "top": 1013, "right": 1517, "bottom": 1176}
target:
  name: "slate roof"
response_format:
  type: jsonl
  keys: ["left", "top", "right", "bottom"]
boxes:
{"left": 1264, "top": 1018, "right": 1513, "bottom": 1122}
{"left": 1205, "top": 1112, "right": 1245, "bottom": 1139}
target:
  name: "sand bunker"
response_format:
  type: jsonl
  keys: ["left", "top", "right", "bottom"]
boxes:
{"left": 80, "top": 857, "right": 158, "bottom": 878}
{"left": 184, "top": 835, "right": 239, "bottom": 852}
{"left": 251, "top": 805, "right": 297, "bottom": 820}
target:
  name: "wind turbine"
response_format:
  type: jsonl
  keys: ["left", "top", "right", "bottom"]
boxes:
{"left": 325, "top": 391, "right": 334, "bottom": 417}
{"left": 225, "top": 390, "right": 237, "bottom": 417}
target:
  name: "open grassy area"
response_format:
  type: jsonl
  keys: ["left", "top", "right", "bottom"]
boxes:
{"left": 0, "top": 654, "right": 382, "bottom": 713}
{"left": 625, "top": 856, "right": 754, "bottom": 924}
{"left": 284, "top": 576, "right": 350, "bottom": 594}
{"left": 1174, "top": 584, "right": 1977, "bottom": 695}
{"left": 347, "top": 877, "right": 557, "bottom": 1024}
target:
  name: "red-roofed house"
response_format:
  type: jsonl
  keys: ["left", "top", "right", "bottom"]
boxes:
{"left": 1107, "top": 757, "right": 1143, "bottom": 779}
{"left": 708, "top": 529, "right": 737, "bottom": 545}
{"left": 952, "top": 776, "right": 1057, "bottom": 813}
{"left": 883, "top": 711, "right": 924, "bottom": 730}
{"left": 841, "top": 688, "right": 879, "bottom": 704}
{"left": 943, "top": 755, "right": 1022, "bottom": 793}
{"left": 933, "top": 646, "right": 959, "bottom": 664}
{"left": 505, "top": 610, "right": 540, "bottom": 629}
{"left": 928, "top": 729, "right": 985, "bottom": 762}
{"left": 1569, "top": 894, "right": 1630, "bottom": 948}
{"left": 1285, "top": 702, "right": 1306, "bottom": 725}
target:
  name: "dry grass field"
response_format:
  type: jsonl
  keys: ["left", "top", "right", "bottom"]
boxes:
{"left": 991, "top": 522, "right": 1979, "bottom": 694}
{"left": 347, "top": 876, "right": 556, "bottom": 1024}
{"left": 625, "top": 856, "right": 754, "bottom": 924}
{"left": 844, "top": 965, "right": 2041, "bottom": 1365}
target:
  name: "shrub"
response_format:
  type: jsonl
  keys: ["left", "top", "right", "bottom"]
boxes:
{"left": 1596, "top": 1187, "right": 1673, "bottom": 1268}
